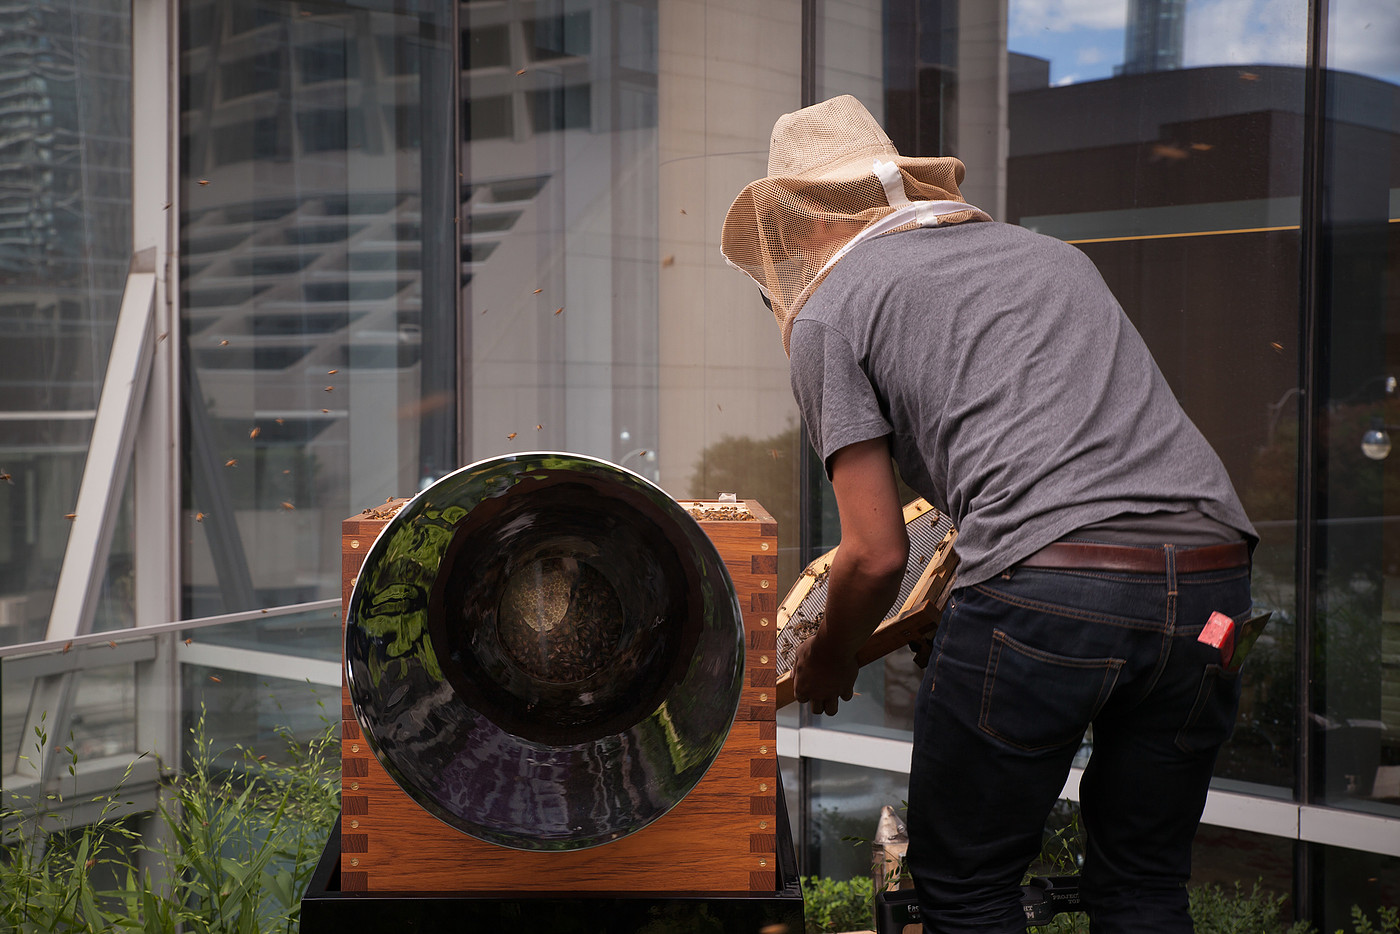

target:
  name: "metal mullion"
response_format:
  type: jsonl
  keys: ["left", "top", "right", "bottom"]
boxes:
{"left": 131, "top": 0, "right": 182, "bottom": 792}
{"left": 1295, "top": 0, "right": 1330, "bottom": 921}
{"left": 453, "top": 0, "right": 469, "bottom": 468}
{"left": 796, "top": 0, "right": 818, "bottom": 876}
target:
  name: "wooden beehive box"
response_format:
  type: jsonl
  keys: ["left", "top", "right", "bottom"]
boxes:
{"left": 339, "top": 497, "right": 779, "bottom": 893}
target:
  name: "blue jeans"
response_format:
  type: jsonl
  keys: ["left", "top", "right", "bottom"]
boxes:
{"left": 905, "top": 560, "right": 1250, "bottom": 933}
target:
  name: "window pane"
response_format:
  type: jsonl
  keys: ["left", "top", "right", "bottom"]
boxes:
{"left": 185, "top": 604, "right": 342, "bottom": 663}
{"left": 179, "top": 0, "right": 457, "bottom": 616}
{"left": 1314, "top": 844, "right": 1400, "bottom": 933}
{"left": 463, "top": 2, "right": 671, "bottom": 515}
{"left": 805, "top": 759, "right": 909, "bottom": 880}
{"left": 182, "top": 663, "right": 339, "bottom": 759}
{"left": 0, "top": 0, "right": 133, "bottom": 645}
{"left": 1314, "top": 0, "right": 1400, "bottom": 817}
{"left": 1192, "top": 823, "right": 1295, "bottom": 905}
{"left": 2, "top": 654, "right": 139, "bottom": 776}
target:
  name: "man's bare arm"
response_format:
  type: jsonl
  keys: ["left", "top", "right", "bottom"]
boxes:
{"left": 793, "top": 436, "right": 910, "bottom": 716}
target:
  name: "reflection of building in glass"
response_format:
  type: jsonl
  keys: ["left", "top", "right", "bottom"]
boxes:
{"left": 0, "top": 0, "right": 131, "bottom": 641}
{"left": 0, "top": 0, "right": 130, "bottom": 363}
{"left": 1119, "top": 0, "right": 1186, "bottom": 75}
{"left": 177, "top": 1, "right": 658, "bottom": 615}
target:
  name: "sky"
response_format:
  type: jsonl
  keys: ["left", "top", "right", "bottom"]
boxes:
{"left": 1006, "top": 0, "right": 1400, "bottom": 87}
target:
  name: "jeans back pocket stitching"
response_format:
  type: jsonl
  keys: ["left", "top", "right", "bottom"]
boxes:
{"left": 980, "top": 630, "right": 1126, "bottom": 752}
{"left": 1175, "top": 662, "right": 1240, "bottom": 753}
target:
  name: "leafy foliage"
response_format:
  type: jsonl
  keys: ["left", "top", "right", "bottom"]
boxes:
{"left": 800, "top": 874, "right": 874, "bottom": 934}
{"left": 1, "top": 705, "right": 339, "bottom": 933}
{"left": 1189, "top": 882, "right": 1312, "bottom": 934}
{"left": 1343, "top": 904, "right": 1400, "bottom": 934}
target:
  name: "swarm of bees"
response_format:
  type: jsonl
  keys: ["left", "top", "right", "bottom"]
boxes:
{"left": 683, "top": 503, "right": 754, "bottom": 522}
{"left": 359, "top": 497, "right": 408, "bottom": 521}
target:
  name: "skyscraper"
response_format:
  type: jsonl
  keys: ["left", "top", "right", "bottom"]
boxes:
{"left": 1118, "top": 0, "right": 1186, "bottom": 74}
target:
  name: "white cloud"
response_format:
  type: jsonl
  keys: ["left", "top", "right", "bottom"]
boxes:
{"left": 1328, "top": 0, "right": 1400, "bottom": 82}
{"left": 1010, "top": 0, "right": 1129, "bottom": 36}
{"left": 1183, "top": 0, "right": 1307, "bottom": 68}
{"left": 1077, "top": 45, "right": 1106, "bottom": 65}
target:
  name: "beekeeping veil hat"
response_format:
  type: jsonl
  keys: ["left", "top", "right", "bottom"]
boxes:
{"left": 721, "top": 95, "right": 991, "bottom": 354}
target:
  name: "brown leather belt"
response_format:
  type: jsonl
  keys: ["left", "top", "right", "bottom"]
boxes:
{"left": 1018, "top": 540, "right": 1249, "bottom": 574}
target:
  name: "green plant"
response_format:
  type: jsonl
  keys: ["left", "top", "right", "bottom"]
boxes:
{"left": 0, "top": 702, "right": 339, "bottom": 933}
{"left": 1189, "top": 881, "right": 1312, "bottom": 934}
{"left": 801, "top": 874, "right": 874, "bottom": 934}
{"left": 141, "top": 706, "right": 340, "bottom": 933}
{"left": 1343, "top": 904, "right": 1400, "bottom": 934}
{"left": 1, "top": 715, "right": 145, "bottom": 932}
{"left": 1028, "top": 908, "right": 1090, "bottom": 934}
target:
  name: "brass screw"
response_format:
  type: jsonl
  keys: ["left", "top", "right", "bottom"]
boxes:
{"left": 760, "top": 820, "right": 768, "bottom": 830}
{"left": 760, "top": 745, "right": 768, "bottom": 754}
{"left": 760, "top": 655, "right": 769, "bottom": 664}
{"left": 351, "top": 820, "right": 359, "bottom": 829}
{"left": 351, "top": 782, "right": 359, "bottom": 791}
{"left": 352, "top": 744, "right": 359, "bottom": 753}
{"left": 759, "top": 858, "right": 768, "bottom": 867}
{"left": 760, "top": 693, "right": 768, "bottom": 701}
{"left": 761, "top": 618, "right": 769, "bottom": 627}
{"left": 761, "top": 541, "right": 770, "bottom": 551}
{"left": 351, "top": 858, "right": 359, "bottom": 867}
{"left": 759, "top": 782, "right": 768, "bottom": 792}
{"left": 351, "top": 540, "right": 360, "bottom": 549}
{"left": 761, "top": 579, "right": 770, "bottom": 589}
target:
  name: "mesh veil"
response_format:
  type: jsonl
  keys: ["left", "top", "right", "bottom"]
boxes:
{"left": 721, "top": 96, "right": 992, "bottom": 354}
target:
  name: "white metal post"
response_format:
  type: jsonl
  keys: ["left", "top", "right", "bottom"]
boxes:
{"left": 130, "top": 0, "right": 181, "bottom": 767}
{"left": 20, "top": 262, "right": 156, "bottom": 784}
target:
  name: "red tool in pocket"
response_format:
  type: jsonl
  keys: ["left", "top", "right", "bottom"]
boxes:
{"left": 1198, "top": 610, "right": 1272, "bottom": 671}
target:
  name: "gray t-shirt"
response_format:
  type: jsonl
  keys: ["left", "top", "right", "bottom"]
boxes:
{"left": 789, "top": 221, "right": 1256, "bottom": 587}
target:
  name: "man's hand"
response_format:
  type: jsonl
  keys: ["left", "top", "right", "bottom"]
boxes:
{"left": 908, "top": 637, "right": 934, "bottom": 669}
{"left": 795, "top": 436, "right": 908, "bottom": 716}
{"left": 793, "top": 630, "right": 859, "bottom": 716}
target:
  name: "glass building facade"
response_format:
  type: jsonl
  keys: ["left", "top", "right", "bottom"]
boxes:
{"left": 1, "top": 0, "right": 1397, "bottom": 928}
